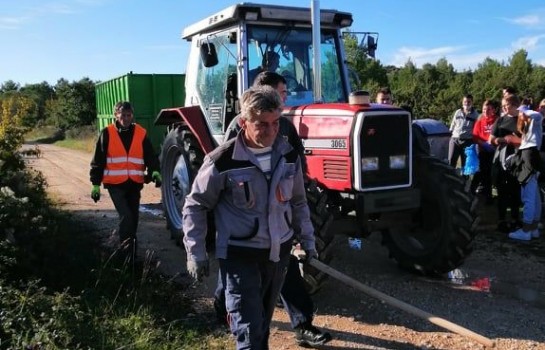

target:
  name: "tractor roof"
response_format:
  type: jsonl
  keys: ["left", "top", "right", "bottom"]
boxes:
{"left": 182, "top": 2, "right": 353, "bottom": 40}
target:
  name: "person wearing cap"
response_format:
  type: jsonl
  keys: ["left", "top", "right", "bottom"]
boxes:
{"left": 89, "top": 101, "right": 161, "bottom": 261}
{"left": 507, "top": 99, "right": 543, "bottom": 241}
{"left": 448, "top": 94, "right": 479, "bottom": 169}
{"left": 249, "top": 50, "right": 280, "bottom": 87}
{"left": 489, "top": 94, "right": 522, "bottom": 233}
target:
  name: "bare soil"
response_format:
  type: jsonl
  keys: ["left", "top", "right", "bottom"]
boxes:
{"left": 25, "top": 143, "right": 545, "bottom": 350}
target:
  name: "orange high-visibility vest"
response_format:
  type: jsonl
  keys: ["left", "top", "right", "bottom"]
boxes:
{"left": 103, "top": 124, "right": 146, "bottom": 184}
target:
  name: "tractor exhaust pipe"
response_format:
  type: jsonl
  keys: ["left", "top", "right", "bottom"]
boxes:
{"left": 311, "top": 0, "right": 322, "bottom": 103}
{"left": 308, "top": 258, "right": 496, "bottom": 348}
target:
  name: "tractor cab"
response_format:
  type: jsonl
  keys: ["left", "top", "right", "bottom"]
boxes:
{"left": 176, "top": 3, "right": 354, "bottom": 142}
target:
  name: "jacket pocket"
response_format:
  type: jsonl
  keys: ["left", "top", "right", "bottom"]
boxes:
{"left": 229, "top": 218, "right": 260, "bottom": 241}
{"left": 229, "top": 174, "right": 255, "bottom": 209}
{"left": 276, "top": 174, "right": 294, "bottom": 202}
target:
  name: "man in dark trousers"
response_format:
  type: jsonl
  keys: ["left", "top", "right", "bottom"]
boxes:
{"left": 90, "top": 101, "right": 161, "bottom": 261}
{"left": 220, "top": 71, "right": 332, "bottom": 347}
{"left": 182, "top": 86, "right": 317, "bottom": 349}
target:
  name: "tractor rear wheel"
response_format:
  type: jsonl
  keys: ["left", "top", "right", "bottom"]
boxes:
{"left": 382, "top": 155, "right": 479, "bottom": 274}
{"left": 160, "top": 127, "right": 206, "bottom": 245}
{"left": 302, "top": 180, "right": 335, "bottom": 294}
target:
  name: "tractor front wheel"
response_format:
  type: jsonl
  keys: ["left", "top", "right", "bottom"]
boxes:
{"left": 382, "top": 156, "right": 479, "bottom": 274}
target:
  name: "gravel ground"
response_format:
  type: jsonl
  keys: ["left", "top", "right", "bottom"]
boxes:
{"left": 27, "top": 143, "right": 545, "bottom": 350}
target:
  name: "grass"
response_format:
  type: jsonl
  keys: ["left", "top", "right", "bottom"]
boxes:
{"left": 25, "top": 125, "right": 97, "bottom": 153}
{"left": 10, "top": 124, "right": 235, "bottom": 348}
{"left": 1, "top": 209, "right": 233, "bottom": 349}
{"left": 54, "top": 136, "right": 96, "bottom": 153}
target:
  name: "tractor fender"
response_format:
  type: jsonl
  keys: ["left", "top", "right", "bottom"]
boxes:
{"left": 154, "top": 106, "right": 216, "bottom": 154}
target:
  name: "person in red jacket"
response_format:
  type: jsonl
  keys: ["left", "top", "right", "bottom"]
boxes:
{"left": 471, "top": 99, "right": 498, "bottom": 204}
{"left": 90, "top": 101, "right": 161, "bottom": 262}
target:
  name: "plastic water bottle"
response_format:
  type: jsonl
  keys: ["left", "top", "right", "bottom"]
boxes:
{"left": 463, "top": 144, "right": 479, "bottom": 176}
{"left": 348, "top": 237, "right": 362, "bottom": 250}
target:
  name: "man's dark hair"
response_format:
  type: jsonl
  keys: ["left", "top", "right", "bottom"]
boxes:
{"left": 378, "top": 87, "right": 391, "bottom": 95}
{"left": 114, "top": 101, "right": 133, "bottom": 113}
{"left": 502, "top": 86, "right": 516, "bottom": 95}
{"left": 463, "top": 94, "right": 473, "bottom": 100}
{"left": 504, "top": 94, "right": 520, "bottom": 107}
{"left": 252, "top": 71, "right": 286, "bottom": 88}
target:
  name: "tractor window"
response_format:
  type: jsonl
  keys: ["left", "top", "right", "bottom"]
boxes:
{"left": 195, "top": 33, "right": 237, "bottom": 136}
{"left": 246, "top": 26, "right": 347, "bottom": 106}
{"left": 312, "top": 34, "right": 344, "bottom": 103}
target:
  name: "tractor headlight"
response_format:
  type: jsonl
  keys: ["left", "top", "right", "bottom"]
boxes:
{"left": 389, "top": 155, "right": 407, "bottom": 169}
{"left": 361, "top": 157, "right": 379, "bottom": 171}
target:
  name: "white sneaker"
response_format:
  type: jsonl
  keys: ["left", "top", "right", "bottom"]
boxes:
{"left": 508, "top": 228, "right": 532, "bottom": 241}
{"left": 532, "top": 230, "right": 541, "bottom": 239}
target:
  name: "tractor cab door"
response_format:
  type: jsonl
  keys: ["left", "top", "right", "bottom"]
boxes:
{"left": 187, "top": 29, "right": 239, "bottom": 143}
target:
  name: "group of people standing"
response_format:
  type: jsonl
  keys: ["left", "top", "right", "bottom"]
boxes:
{"left": 448, "top": 89, "right": 544, "bottom": 241}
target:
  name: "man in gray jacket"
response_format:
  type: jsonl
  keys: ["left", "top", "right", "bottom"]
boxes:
{"left": 182, "top": 86, "right": 316, "bottom": 350}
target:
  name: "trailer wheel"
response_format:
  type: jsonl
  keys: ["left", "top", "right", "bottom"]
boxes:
{"left": 382, "top": 155, "right": 479, "bottom": 275}
{"left": 160, "top": 127, "right": 210, "bottom": 246}
{"left": 302, "top": 180, "right": 335, "bottom": 294}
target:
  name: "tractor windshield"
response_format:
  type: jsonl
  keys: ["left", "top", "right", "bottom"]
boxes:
{"left": 246, "top": 26, "right": 347, "bottom": 106}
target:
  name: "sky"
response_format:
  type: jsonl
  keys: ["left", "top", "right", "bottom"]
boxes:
{"left": 2, "top": 0, "right": 545, "bottom": 86}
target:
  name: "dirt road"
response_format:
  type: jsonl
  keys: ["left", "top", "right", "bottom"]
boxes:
{"left": 25, "top": 143, "right": 545, "bottom": 350}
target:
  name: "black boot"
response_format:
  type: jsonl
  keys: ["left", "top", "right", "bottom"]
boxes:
{"left": 294, "top": 322, "right": 332, "bottom": 347}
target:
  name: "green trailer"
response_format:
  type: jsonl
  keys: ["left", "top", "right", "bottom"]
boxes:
{"left": 95, "top": 72, "right": 185, "bottom": 152}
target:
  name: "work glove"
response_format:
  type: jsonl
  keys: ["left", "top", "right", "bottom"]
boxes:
{"left": 91, "top": 185, "right": 101, "bottom": 203}
{"left": 187, "top": 259, "right": 209, "bottom": 282}
{"left": 152, "top": 171, "right": 162, "bottom": 188}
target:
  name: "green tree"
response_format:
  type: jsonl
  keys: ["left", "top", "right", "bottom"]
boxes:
{"left": 389, "top": 60, "right": 418, "bottom": 115}
{"left": 343, "top": 32, "right": 388, "bottom": 93}
{"left": 20, "top": 81, "right": 55, "bottom": 126}
{"left": 46, "top": 78, "right": 96, "bottom": 129}
{"left": 470, "top": 57, "right": 505, "bottom": 105}
{"left": 0, "top": 80, "right": 20, "bottom": 93}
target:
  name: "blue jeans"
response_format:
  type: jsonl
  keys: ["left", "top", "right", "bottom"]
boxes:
{"left": 521, "top": 173, "right": 541, "bottom": 227}
{"left": 219, "top": 255, "right": 289, "bottom": 350}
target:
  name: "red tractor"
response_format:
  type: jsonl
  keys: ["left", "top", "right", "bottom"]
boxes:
{"left": 155, "top": 1, "right": 478, "bottom": 291}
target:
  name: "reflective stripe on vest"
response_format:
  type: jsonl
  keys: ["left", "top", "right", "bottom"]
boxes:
{"left": 103, "top": 124, "right": 146, "bottom": 184}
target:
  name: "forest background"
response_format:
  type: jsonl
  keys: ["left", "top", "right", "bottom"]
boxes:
{"left": 2, "top": 40, "right": 545, "bottom": 133}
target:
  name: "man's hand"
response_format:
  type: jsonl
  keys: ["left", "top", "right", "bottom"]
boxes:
{"left": 187, "top": 260, "right": 209, "bottom": 281}
{"left": 152, "top": 171, "right": 162, "bottom": 188}
{"left": 91, "top": 185, "right": 101, "bottom": 203}
{"left": 296, "top": 248, "right": 318, "bottom": 263}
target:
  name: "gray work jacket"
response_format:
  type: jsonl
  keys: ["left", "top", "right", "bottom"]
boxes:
{"left": 182, "top": 132, "right": 315, "bottom": 263}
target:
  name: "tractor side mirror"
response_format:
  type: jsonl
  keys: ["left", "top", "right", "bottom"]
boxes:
{"left": 367, "top": 36, "right": 377, "bottom": 59}
{"left": 200, "top": 42, "right": 218, "bottom": 68}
